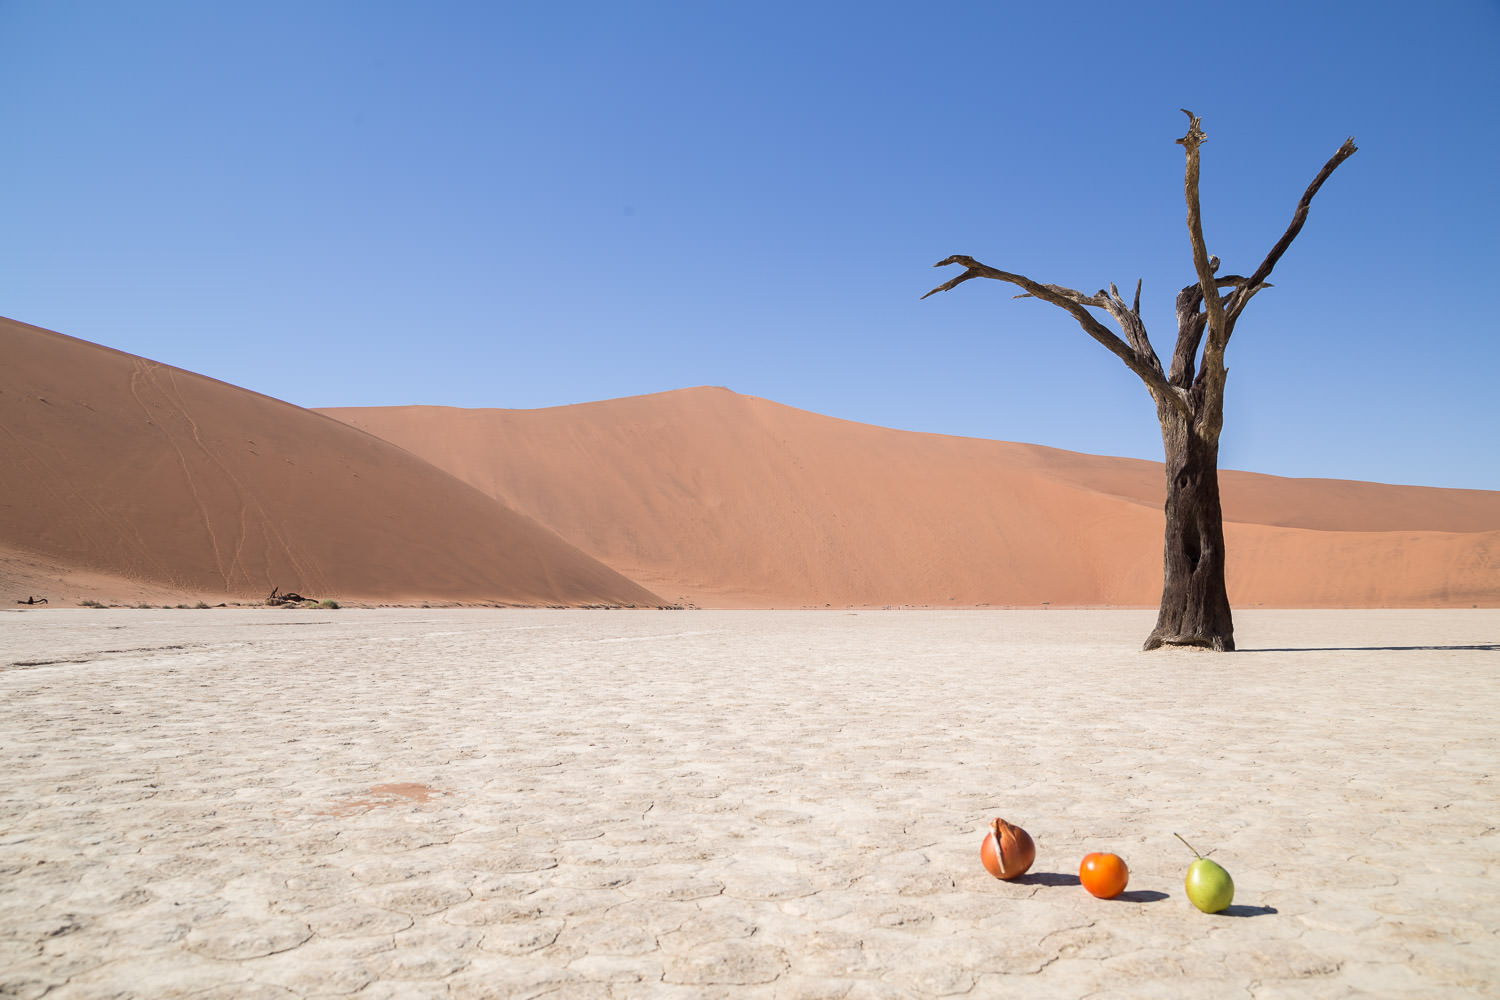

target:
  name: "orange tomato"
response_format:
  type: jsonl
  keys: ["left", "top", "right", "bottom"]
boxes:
{"left": 1079, "top": 852, "right": 1129, "bottom": 898}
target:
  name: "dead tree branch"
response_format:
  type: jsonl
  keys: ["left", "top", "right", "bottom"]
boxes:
{"left": 1176, "top": 110, "right": 1231, "bottom": 390}
{"left": 924, "top": 255, "right": 1191, "bottom": 419}
{"left": 1227, "top": 135, "right": 1359, "bottom": 323}
{"left": 1172, "top": 110, "right": 1356, "bottom": 414}
{"left": 1168, "top": 264, "right": 1266, "bottom": 388}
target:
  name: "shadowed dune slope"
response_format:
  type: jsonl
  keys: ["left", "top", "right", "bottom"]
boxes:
{"left": 323, "top": 388, "right": 1500, "bottom": 609}
{"left": 0, "top": 318, "right": 662, "bottom": 607}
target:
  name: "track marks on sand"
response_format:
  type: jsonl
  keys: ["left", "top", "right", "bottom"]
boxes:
{"left": 125, "top": 361, "right": 328, "bottom": 596}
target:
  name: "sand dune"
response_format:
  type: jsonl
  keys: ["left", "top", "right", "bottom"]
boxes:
{"left": 6, "top": 316, "right": 1494, "bottom": 610}
{"left": 1007, "top": 445, "right": 1500, "bottom": 534}
{"left": 0, "top": 317, "right": 663, "bottom": 607}
{"left": 323, "top": 388, "right": 1500, "bottom": 609}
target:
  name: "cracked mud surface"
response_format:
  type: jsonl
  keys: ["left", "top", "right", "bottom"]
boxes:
{"left": 2, "top": 608, "right": 1497, "bottom": 998}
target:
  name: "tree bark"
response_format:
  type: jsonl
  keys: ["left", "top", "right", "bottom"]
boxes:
{"left": 1145, "top": 406, "right": 1234, "bottom": 650}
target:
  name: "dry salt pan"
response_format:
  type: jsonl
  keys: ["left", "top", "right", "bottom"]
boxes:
{"left": 2, "top": 607, "right": 1497, "bottom": 998}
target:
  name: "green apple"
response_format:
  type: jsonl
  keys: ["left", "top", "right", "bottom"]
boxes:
{"left": 1175, "top": 833, "right": 1234, "bottom": 913}
{"left": 1185, "top": 856, "right": 1234, "bottom": 913}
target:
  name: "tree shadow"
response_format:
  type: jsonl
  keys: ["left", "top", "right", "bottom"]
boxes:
{"left": 1219, "top": 903, "right": 1278, "bottom": 918}
{"left": 1014, "top": 871, "right": 1081, "bottom": 887}
{"left": 1239, "top": 644, "right": 1497, "bottom": 653}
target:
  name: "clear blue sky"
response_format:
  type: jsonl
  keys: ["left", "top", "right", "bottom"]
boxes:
{"left": 4, "top": 1, "right": 1498, "bottom": 490}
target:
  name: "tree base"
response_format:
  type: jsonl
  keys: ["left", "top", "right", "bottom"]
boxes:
{"left": 1143, "top": 631, "right": 1234, "bottom": 652}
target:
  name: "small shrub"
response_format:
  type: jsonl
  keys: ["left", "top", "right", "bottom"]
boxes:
{"left": 319, "top": 599, "right": 340, "bottom": 609}
{"left": 79, "top": 599, "right": 105, "bottom": 608}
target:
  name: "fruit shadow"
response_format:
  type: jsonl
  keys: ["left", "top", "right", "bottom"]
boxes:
{"left": 1014, "top": 873, "right": 1168, "bottom": 903}
{"left": 1014, "top": 871, "right": 1081, "bottom": 887}
{"left": 1219, "top": 904, "right": 1278, "bottom": 918}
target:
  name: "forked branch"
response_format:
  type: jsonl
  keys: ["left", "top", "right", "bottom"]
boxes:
{"left": 1174, "top": 110, "right": 1356, "bottom": 386}
{"left": 924, "top": 255, "right": 1189, "bottom": 418}
{"left": 1177, "top": 110, "right": 1229, "bottom": 377}
{"left": 1169, "top": 265, "right": 1270, "bottom": 387}
{"left": 1013, "top": 280, "right": 1158, "bottom": 365}
{"left": 922, "top": 113, "right": 1353, "bottom": 425}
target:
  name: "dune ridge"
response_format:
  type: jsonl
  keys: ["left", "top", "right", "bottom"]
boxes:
{"left": 0, "top": 317, "right": 663, "bottom": 607}
{"left": 323, "top": 388, "right": 1500, "bottom": 609}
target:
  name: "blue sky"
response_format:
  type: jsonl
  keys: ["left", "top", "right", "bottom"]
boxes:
{"left": 3, "top": 1, "right": 1498, "bottom": 490}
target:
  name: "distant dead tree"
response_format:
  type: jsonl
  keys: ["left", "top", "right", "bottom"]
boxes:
{"left": 267, "top": 587, "right": 310, "bottom": 606}
{"left": 925, "top": 111, "right": 1357, "bottom": 650}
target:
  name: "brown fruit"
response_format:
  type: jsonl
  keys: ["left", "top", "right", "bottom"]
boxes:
{"left": 980, "top": 817, "right": 1036, "bottom": 880}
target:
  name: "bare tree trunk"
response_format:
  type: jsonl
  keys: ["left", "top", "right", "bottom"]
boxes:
{"left": 1146, "top": 408, "right": 1234, "bottom": 650}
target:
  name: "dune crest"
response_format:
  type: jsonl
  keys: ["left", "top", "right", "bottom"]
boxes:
{"left": 0, "top": 317, "right": 662, "bottom": 607}
{"left": 323, "top": 388, "right": 1500, "bottom": 609}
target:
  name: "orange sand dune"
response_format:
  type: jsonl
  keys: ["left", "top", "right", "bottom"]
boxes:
{"left": 1005, "top": 445, "right": 1500, "bottom": 534}
{"left": 323, "top": 388, "right": 1500, "bottom": 609}
{"left": 0, "top": 318, "right": 662, "bottom": 607}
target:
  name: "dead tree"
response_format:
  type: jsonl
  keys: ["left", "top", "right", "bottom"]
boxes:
{"left": 924, "top": 111, "right": 1356, "bottom": 650}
